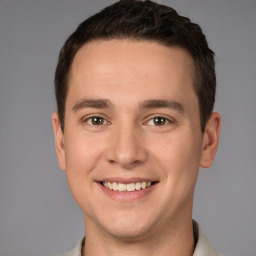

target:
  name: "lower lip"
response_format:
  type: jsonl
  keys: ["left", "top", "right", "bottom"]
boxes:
{"left": 98, "top": 183, "right": 157, "bottom": 202}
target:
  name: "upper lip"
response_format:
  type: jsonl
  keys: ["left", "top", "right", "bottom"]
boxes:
{"left": 98, "top": 177, "right": 158, "bottom": 184}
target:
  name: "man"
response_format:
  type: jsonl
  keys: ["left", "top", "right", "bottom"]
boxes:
{"left": 52, "top": 0, "right": 223, "bottom": 255}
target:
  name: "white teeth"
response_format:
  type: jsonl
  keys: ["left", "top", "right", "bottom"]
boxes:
{"left": 108, "top": 182, "right": 113, "bottom": 190}
{"left": 126, "top": 183, "right": 136, "bottom": 192}
{"left": 118, "top": 183, "right": 126, "bottom": 192}
{"left": 135, "top": 182, "right": 141, "bottom": 190}
{"left": 102, "top": 181, "right": 152, "bottom": 192}
{"left": 112, "top": 182, "right": 118, "bottom": 191}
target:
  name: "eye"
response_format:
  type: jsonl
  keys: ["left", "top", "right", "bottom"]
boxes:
{"left": 85, "top": 116, "right": 107, "bottom": 125}
{"left": 147, "top": 116, "right": 170, "bottom": 126}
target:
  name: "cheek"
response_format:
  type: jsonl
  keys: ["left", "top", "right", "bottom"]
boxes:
{"left": 150, "top": 129, "right": 202, "bottom": 183}
{"left": 64, "top": 132, "right": 107, "bottom": 184}
{"left": 63, "top": 133, "right": 107, "bottom": 209}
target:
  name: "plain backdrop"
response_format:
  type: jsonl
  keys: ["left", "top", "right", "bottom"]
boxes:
{"left": 0, "top": 0, "right": 255, "bottom": 255}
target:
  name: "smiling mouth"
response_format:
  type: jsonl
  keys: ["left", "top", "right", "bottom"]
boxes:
{"left": 100, "top": 181, "right": 156, "bottom": 192}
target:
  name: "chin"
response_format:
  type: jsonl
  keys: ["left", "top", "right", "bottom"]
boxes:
{"left": 105, "top": 225, "right": 152, "bottom": 241}
{"left": 99, "top": 212, "right": 159, "bottom": 240}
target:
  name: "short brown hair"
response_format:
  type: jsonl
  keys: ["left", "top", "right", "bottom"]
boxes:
{"left": 55, "top": 0, "right": 216, "bottom": 132}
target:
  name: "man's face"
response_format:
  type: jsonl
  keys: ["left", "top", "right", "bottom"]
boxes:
{"left": 53, "top": 40, "right": 219, "bottom": 240}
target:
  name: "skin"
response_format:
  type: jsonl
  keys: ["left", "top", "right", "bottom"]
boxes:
{"left": 52, "top": 39, "right": 221, "bottom": 256}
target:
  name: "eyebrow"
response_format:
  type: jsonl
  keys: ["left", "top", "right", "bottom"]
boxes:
{"left": 72, "top": 98, "right": 113, "bottom": 112}
{"left": 72, "top": 98, "right": 184, "bottom": 113}
{"left": 140, "top": 99, "right": 184, "bottom": 113}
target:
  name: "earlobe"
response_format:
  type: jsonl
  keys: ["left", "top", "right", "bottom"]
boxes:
{"left": 51, "top": 112, "right": 66, "bottom": 171}
{"left": 200, "top": 112, "right": 221, "bottom": 168}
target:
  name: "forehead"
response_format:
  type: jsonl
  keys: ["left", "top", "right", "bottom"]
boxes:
{"left": 71, "top": 39, "right": 195, "bottom": 76}
{"left": 68, "top": 39, "right": 196, "bottom": 106}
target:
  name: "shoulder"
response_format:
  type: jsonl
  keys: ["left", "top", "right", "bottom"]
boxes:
{"left": 193, "top": 221, "right": 228, "bottom": 256}
{"left": 56, "top": 237, "right": 85, "bottom": 256}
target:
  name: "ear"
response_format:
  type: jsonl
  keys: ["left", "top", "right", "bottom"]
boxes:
{"left": 52, "top": 112, "right": 66, "bottom": 171}
{"left": 200, "top": 112, "right": 221, "bottom": 168}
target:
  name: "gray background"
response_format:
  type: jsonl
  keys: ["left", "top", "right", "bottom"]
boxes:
{"left": 0, "top": 0, "right": 255, "bottom": 255}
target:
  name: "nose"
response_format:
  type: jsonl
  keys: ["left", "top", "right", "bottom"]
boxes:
{"left": 106, "top": 123, "right": 148, "bottom": 169}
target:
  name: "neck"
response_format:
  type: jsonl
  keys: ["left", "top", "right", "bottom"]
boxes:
{"left": 82, "top": 216, "right": 195, "bottom": 256}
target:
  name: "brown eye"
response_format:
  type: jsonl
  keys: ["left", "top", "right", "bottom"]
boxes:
{"left": 87, "top": 116, "right": 106, "bottom": 125}
{"left": 153, "top": 117, "right": 167, "bottom": 126}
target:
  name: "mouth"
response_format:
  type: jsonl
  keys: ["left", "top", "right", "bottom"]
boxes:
{"left": 100, "top": 181, "right": 157, "bottom": 192}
